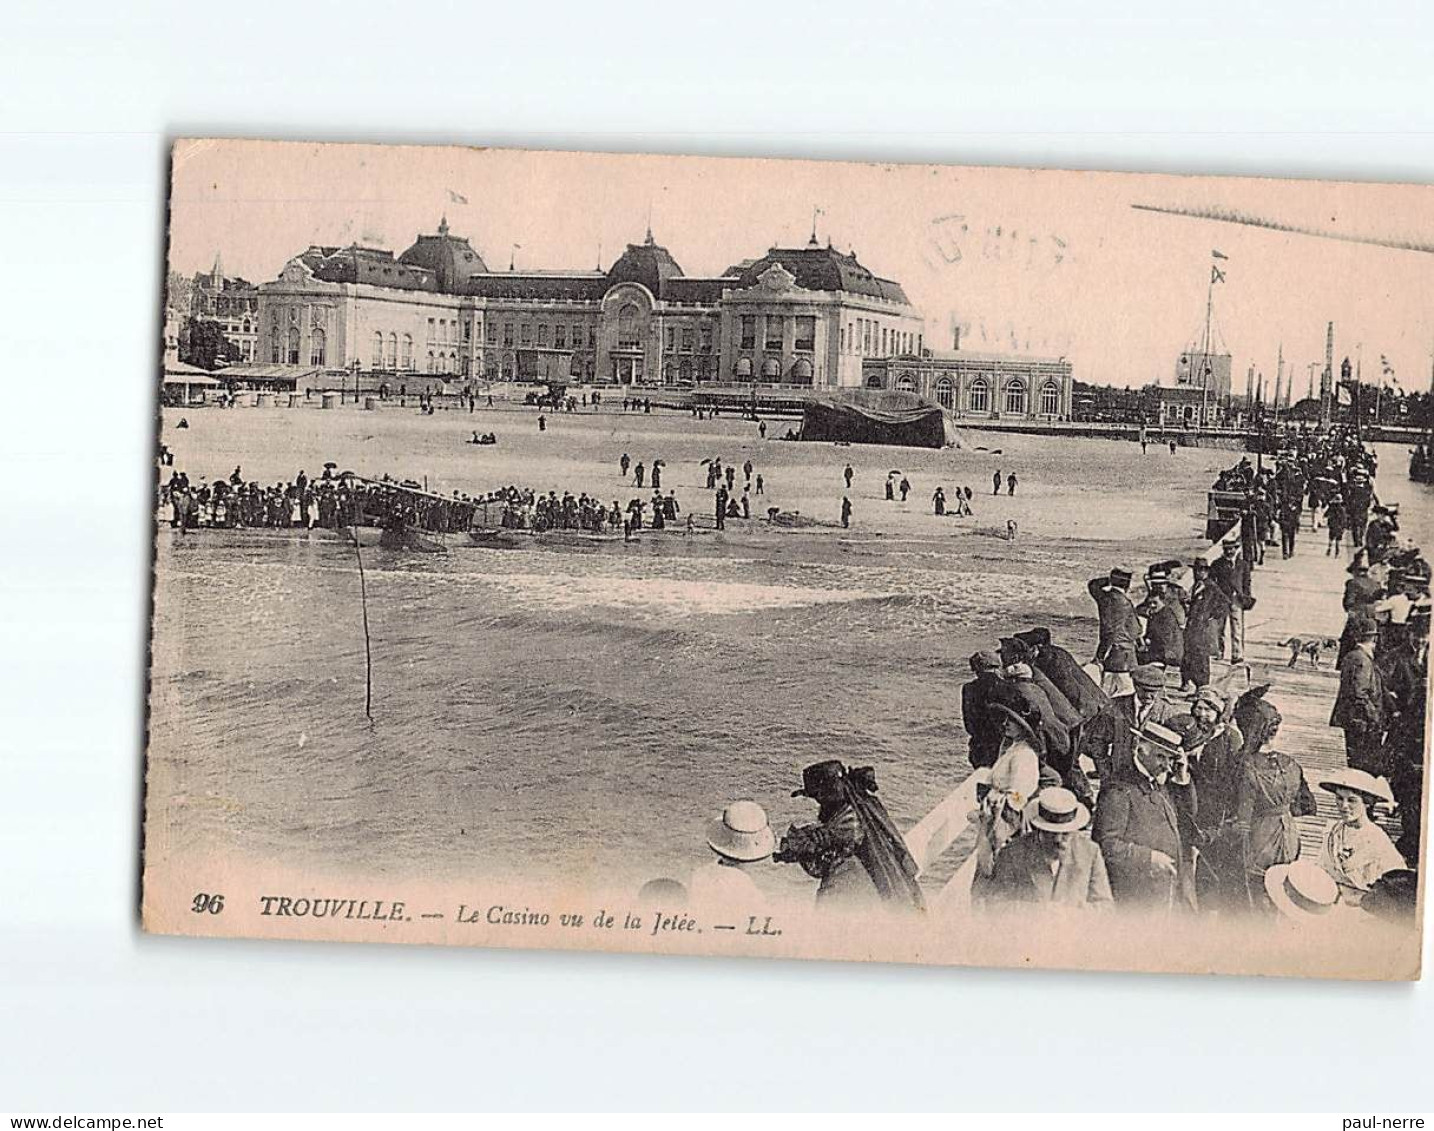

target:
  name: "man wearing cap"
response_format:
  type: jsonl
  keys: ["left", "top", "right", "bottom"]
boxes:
{"left": 1092, "top": 719, "right": 1198, "bottom": 911}
{"left": 1136, "top": 584, "right": 1184, "bottom": 668}
{"left": 961, "top": 651, "right": 1024, "bottom": 769}
{"left": 1209, "top": 539, "right": 1254, "bottom": 664}
{"left": 977, "top": 787, "right": 1114, "bottom": 910}
{"left": 1180, "top": 558, "right": 1229, "bottom": 692}
{"left": 1087, "top": 567, "right": 1142, "bottom": 697}
{"left": 1329, "top": 614, "right": 1388, "bottom": 774}
{"left": 1078, "top": 662, "right": 1181, "bottom": 786}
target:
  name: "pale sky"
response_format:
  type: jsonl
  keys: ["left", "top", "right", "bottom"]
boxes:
{"left": 168, "top": 139, "right": 1434, "bottom": 393}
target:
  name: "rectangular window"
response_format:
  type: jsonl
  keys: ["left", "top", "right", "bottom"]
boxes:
{"left": 554, "top": 324, "right": 567, "bottom": 348}
{"left": 764, "top": 316, "right": 783, "bottom": 351}
{"left": 740, "top": 315, "right": 756, "bottom": 350}
{"left": 485, "top": 321, "right": 497, "bottom": 344}
{"left": 666, "top": 326, "right": 676, "bottom": 350}
{"left": 681, "top": 328, "right": 694, "bottom": 353}
{"left": 463, "top": 320, "right": 472, "bottom": 342}
{"left": 699, "top": 325, "right": 713, "bottom": 352}
{"left": 862, "top": 321, "right": 871, "bottom": 355}
{"left": 795, "top": 316, "right": 816, "bottom": 352}
{"left": 881, "top": 326, "right": 888, "bottom": 355}
{"left": 503, "top": 323, "right": 514, "bottom": 347}
{"left": 537, "top": 323, "right": 549, "bottom": 347}
{"left": 520, "top": 323, "right": 533, "bottom": 346}
{"left": 588, "top": 326, "right": 596, "bottom": 348}
{"left": 427, "top": 318, "right": 436, "bottom": 342}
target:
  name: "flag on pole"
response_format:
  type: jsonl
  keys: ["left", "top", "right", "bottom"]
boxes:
{"left": 447, "top": 189, "right": 469, "bottom": 205}
{"left": 1212, "top": 249, "right": 1228, "bottom": 259}
{"left": 1211, "top": 265, "right": 1226, "bottom": 285}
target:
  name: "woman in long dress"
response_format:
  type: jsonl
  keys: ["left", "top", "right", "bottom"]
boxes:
{"left": 1316, "top": 769, "right": 1406, "bottom": 906}
{"left": 1232, "top": 700, "right": 1316, "bottom": 912}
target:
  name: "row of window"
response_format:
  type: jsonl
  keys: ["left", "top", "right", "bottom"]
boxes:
{"left": 737, "top": 314, "right": 818, "bottom": 353}
{"left": 270, "top": 326, "right": 326, "bottom": 366}
{"left": 866, "top": 373, "right": 1061, "bottom": 414}
{"left": 732, "top": 357, "right": 815, "bottom": 381}
{"left": 663, "top": 324, "right": 716, "bottom": 353}
{"left": 372, "top": 332, "right": 417, "bottom": 370}
{"left": 841, "top": 318, "right": 918, "bottom": 358}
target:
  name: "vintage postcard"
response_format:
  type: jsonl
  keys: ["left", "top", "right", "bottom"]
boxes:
{"left": 143, "top": 139, "right": 1430, "bottom": 979}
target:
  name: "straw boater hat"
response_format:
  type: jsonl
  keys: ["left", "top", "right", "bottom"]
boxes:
{"left": 1023, "top": 787, "right": 1090, "bottom": 834}
{"left": 1264, "top": 860, "right": 1340, "bottom": 921}
{"left": 1129, "top": 719, "right": 1184, "bottom": 754}
{"left": 706, "top": 800, "right": 776, "bottom": 863}
{"left": 1317, "top": 767, "right": 1395, "bottom": 808}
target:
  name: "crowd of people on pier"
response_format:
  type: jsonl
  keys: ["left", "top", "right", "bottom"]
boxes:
{"left": 654, "top": 431, "right": 1423, "bottom": 930}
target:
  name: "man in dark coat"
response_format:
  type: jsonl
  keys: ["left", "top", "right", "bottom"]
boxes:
{"left": 1002, "top": 660, "right": 1074, "bottom": 777}
{"left": 1092, "top": 719, "right": 1198, "bottom": 910}
{"left": 1088, "top": 567, "right": 1141, "bottom": 693}
{"left": 960, "top": 651, "right": 1023, "bottom": 769}
{"left": 1209, "top": 540, "right": 1254, "bottom": 663}
{"left": 1137, "top": 588, "right": 1185, "bottom": 667}
{"left": 1339, "top": 559, "right": 1383, "bottom": 663}
{"left": 1015, "top": 627, "right": 1109, "bottom": 723}
{"left": 1330, "top": 615, "right": 1388, "bottom": 774}
{"left": 1181, "top": 558, "right": 1230, "bottom": 691}
{"left": 999, "top": 637, "right": 1083, "bottom": 732}
{"left": 1079, "top": 663, "right": 1183, "bottom": 785}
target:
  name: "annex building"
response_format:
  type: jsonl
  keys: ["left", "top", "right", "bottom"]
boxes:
{"left": 253, "top": 218, "right": 1070, "bottom": 418}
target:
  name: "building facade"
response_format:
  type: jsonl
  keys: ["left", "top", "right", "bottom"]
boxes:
{"left": 253, "top": 218, "right": 1062, "bottom": 419}
{"left": 860, "top": 351, "right": 1073, "bottom": 420}
{"left": 255, "top": 220, "right": 927, "bottom": 390}
{"left": 189, "top": 256, "right": 260, "bottom": 362}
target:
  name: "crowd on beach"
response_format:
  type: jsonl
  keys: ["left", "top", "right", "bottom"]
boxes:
{"left": 160, "top": 465, "right": 483, "bottom": 534}
{"left": 651, "top": 429, "right": 1423, "bottom": 929}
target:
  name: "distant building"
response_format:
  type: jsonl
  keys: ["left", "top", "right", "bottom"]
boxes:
{"left": 1175, "top": 349, "right": 1232, "bottom": 399}
{"left": 1149, "top": 383, "right": 1230, "bottom": 428}
{"left": 861, "top": 351, "right": 1072, "bottom": 420}
{"left": 253, "top": 219, "right": 925, "bottom": 388}
{"left": 185, "top": 256, "right": 260, "bottom": 362}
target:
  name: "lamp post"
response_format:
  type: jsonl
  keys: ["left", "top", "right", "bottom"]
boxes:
{"left": 350, "top": 359, "right": 361, "bottom": 406}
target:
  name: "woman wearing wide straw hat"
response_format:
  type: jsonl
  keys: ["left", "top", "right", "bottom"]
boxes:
{"left": 1316, "top": 768, "right": 1405, "bottom": 907}
{"left": 690, "top": 800, "right": 774, "bottom": 910}
{"left": 971, "top": 702, "right": 1053, "bottom": 887}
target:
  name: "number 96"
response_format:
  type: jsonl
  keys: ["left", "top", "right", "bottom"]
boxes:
{"left": 191, "top": 893, "right": 225, "bottom": 914}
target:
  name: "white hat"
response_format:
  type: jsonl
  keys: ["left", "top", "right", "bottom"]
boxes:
{"left": 1023, "top": 787, "right": 1091, "bottom": 833}
{"left": 706, "top": 800, "right": 775, "bottom": 863}
{"left": 1317, "top": 767, "right": 1395, "bottom": 808}
{"left": 1264, "top": 861, "right": 1340, "bottom": 921}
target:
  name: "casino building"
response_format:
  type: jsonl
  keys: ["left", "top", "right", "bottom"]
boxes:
{"left": 253, "top": 217, "right": 1070, "bottom": 417}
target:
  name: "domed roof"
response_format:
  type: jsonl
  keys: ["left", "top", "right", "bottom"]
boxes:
{"left": 605, "top": 229, "right": 684, "bottom": 295}
{"left": 398, "top": 217, "right": 489, "bottom": 292}
{"left": 726, "top": 243, "right": 909, "bottom": 304}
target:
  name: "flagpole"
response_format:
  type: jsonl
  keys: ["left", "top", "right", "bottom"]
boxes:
{"left": 1201, "top": 263, "right": 1215, "bottom": 426}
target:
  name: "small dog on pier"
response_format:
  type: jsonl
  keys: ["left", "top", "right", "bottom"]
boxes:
{"left": 1279, "top": 635, "right": 1340, "bottom": 669}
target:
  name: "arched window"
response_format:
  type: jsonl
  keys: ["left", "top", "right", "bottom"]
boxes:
{"left": 935, "top": 377, "right": 954, "bottom": 409}
{"left": 679, "top": 358, "right": 693, "bottom": 382}
{"left": 791, "top": 358, "right": 813, "bottom": 384}
{"left": 569, "top": 355, "right": 584, "bottom": 378}
{"left": 487, "top": 357, "right": 500, "bottom": 380}
{"left": 448, "top": 351, "right": 458, "bottom": 375}
{"left": 968, "top": 377, "right": 990, "bottom": 413}
{"left": 1004, "top": 380, "right": 1027, "bottom": 415}
{"left": 286, "top": 326, "right": 301, "bottom": 365}
{"left": 401, "top": 334, "right": 413, "bottom": 370}
{"left": 1040, "top": 382, "right": 1060, "bottom": 416}
{"left": 734, "top": 357, "right": 753, "bottom": 378}
{"left": 241, "top": 318, "right": 251, "bottom": 333}
{"left": 386, "top": 333, "right": 398, "bottom": 369}
{"left": 427, "top": 351, "right": 436, "bottom": 374}
{"left": 371, "top": 332, "right": 383, "bottom": 368}
{"left": 895, "top": 373, "right": 916, "bottom": 393}
{"left": 761, "top": 357, "right": 780, "bottom": 380}
{"left": 663, "top": 361, "right": 675, "bottom": 384}
{"left": 617, "top": 303, "right": 641, "bottom": 349}
{"left": 270, "top": 326, "right": 281, "bottom": 363}
{"left": 310, "top": 328, "right": 326, "bottom": 367}
{"left": 865, "top": 374, "right": 884, "bottom": 389}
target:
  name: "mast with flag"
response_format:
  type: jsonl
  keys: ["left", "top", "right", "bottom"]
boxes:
{"left": 1201, "top": 250, "right": 1227, "bottom": 425}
